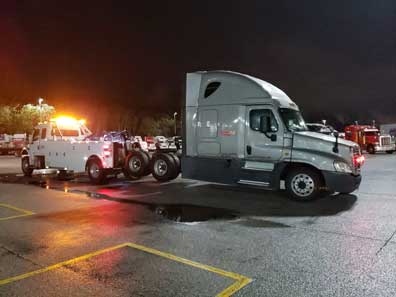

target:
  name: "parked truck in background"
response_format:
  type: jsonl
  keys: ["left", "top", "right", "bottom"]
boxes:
{"left": 344, "top": 124, "right": 395, "bottom": 154}
{"left": 0, "top": 134, "right": 13, "bottom": 155}
{"left": 125, "top": 71, "right": 364, "bottom": 201}
{"left": 12, "top": 134, "right": 27, "bottom": 156}
{"left": 380, "top": 123, "right": 396, "bottom": 143}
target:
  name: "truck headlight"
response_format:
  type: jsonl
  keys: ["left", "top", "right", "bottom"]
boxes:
{"left": 334, "top": 161, "right": 352, "bottom": 173}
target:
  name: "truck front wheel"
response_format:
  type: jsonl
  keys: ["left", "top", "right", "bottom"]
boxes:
{"left": 285, "top": 168, "right": 323, "bottom": 201}
{"left": 21, "top": 157, "right": 33, "bottom": 177}
{"left": 87, "top": 159, "right": 108, "bottom": 185}
{"left": 367, "top": 145, "right": 375, "bottom": 154}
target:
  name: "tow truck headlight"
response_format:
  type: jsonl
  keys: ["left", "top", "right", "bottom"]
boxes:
{"left": 334, "top": 161, "right": 352, "bottom": 173}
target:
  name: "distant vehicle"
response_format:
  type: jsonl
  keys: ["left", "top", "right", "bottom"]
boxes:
{"left": 306, "top": 123, "right": 337, "bottom": 136}
{"left": 144, "top": 136, "right": 156, "bottom": 151}
{"left": 12, "top": 134, "right": 27, "bottom": 156}
{"left": 345, "top": 124, "right": 395, "bottom": 154}
{"left": 380, "top": 124, "right": 396, "bottom": 142}
{"left": 129, "top": 136, "right": 148, "bottom": 151}
{"left": 125, "top": 71, "right": 364, "bottom": 201}
{"left": 154, "top": 136, "right": 170, "bottom": 150}
{"left": 0, "top": 134, "right": 13, "bottom": 155}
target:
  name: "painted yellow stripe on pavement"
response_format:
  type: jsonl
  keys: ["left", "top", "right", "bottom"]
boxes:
{"left": 0, "top": 203, "right": 34, "bottom": 221}
{"left": 0, "top": 242, "right": 252, "bottom": 296}
{"left": 0, "top": 243, "right": 129, "bottom": 286}
{"left": 0, "top": 203, "right": 34, "bottom": 215}
{"left": 126, "top": 243, "right": 252, "bottom": 297}
{"left": 0, "top": 213, "right": 32, "bottom": 221}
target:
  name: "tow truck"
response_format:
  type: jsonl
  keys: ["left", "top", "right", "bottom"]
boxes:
{"left": 21, "top": 116, "right": 129, "bottom": 184}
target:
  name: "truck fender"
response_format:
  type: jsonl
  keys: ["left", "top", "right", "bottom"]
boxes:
{"left": 21, "top": 147, "right": 29, "bottom": 157}
{"left": 85, "top": 155, "right": 103, "bottom": 171}
{"left": 274, "top": 162, "right": 326, "bottom": 190}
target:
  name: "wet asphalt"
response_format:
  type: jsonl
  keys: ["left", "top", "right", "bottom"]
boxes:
{"left": 0, "top": 154, "right": 396, "bottom": 296}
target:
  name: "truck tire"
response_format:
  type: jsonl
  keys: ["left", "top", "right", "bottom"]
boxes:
{"left": 367, "top": 145, "right": 375, "bottom": 154}
{"left": 87, "top": 158, "right": 108, "bottom": 185}
{"left": 386, "top": 150, "right": 394, "bottom": 154}
{"left": 285, "top": 168, "right": 323, "bottom": 201}
{"left": 151, "top": 153, "right": 177, "bottom": 182}
{"left": 141, "top": 151, "right": 152, "bottom": 176}
{"left": 125, "top": 151, "right": 149, "bottom": 179}
{"left": 168, "top": 152, "right": 181, "bottom": 178}
{"left": 21, "top": 156, "right": 33, "bottom": 177}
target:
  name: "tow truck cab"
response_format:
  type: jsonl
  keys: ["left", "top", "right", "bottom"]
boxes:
{"left": 182, "top": 71, "right": 364, "bottom": 200}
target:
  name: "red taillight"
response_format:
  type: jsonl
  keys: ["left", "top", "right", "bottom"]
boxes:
{"left": 353, "top": 155, "right": 365, "bottom": 167}
{"left": 103, "top": 144, "right": 112, "bottom": 157}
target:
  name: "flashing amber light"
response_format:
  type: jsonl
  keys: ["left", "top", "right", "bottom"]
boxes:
{"left": 51, "top": 116, "right": 86, "bottom": 127}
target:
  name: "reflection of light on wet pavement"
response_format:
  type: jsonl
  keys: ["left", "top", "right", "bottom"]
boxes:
{"left": 96, "top": 188, "right": 162, "bottom": 199}
{"left": 45, "top": 228, "right": 92, "bottom": 247}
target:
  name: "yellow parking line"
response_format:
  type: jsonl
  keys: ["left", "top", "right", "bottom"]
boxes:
{"left": 0, "top": 243, "right": 129, "bottom": 286}
{"left": 126, "top": 242, "right": 252, "bottom": 297}
{"left": 0, "top": 242, "right": 252, "bottom": 296}
{"left": 0, "top": 203, "right": 34, "bottom": 221}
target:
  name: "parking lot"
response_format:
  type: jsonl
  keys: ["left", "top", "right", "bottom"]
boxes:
{"left": 0, "top": 154, "right": 396, "bottom": 296}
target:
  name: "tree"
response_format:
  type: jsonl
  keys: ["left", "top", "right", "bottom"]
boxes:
{"left": 0, "top": 104, "right": 56, "bottom": 134}
{"left": 141, "top": 116, "right": 175, "bottom": 136}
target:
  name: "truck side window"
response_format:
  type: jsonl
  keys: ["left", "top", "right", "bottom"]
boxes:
{"left": 41, "top": 128, "right": 47, "bottom": 139}
{"left": 250, "top": 109, "right": 278, "bottom": 132}
{"left": 32, "top": 129, "right": 40, "bottom": 141}
{"left": 204, "top": 82, "right": 221, "bottom": 98}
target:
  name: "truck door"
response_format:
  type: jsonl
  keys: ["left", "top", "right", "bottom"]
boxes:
{"left": 244, "top": 106, "right": 284, "bottom": 164}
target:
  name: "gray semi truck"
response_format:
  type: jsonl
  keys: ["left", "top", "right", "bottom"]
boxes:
{"left": 125, "top": 71, "right": 364, "bottom": 201}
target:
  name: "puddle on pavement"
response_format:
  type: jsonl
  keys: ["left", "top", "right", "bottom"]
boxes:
{"left": 234, "top": 218, "right": 290, "bottom": 228}
{"left": 150, "top": 205, "right": 238, "bottom": 222}
{"left": 1, "top": 175, "right": 239, "bottom": 223}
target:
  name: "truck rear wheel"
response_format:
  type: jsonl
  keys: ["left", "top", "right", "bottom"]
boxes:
{"left": 87, "top": 158, "right": 108, "bottom": 185}
{"left": 21, "top": 156, "right": 33, "bottom": 177}
{"left": 285, "top": 168, "right": 323, "bottom": 201}
{"left": 386, "top": 150, "right": 394, "bottom": 154}
{"left": 168, "top": 153, "right": 181, "bottom": 178}
{"left": 125, "top": 151, "right": 149, "bottom": 179}
{"left": 151, "top": 153, "right": 177, "bottom": 182}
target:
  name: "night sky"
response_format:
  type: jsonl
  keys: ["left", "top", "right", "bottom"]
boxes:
{"left": 1, "top": 1, "right": 396, "bottom": 126}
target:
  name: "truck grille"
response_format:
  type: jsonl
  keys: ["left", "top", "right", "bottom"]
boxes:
{"left": 381, "top": 137, "right": 391, "bottom": 146}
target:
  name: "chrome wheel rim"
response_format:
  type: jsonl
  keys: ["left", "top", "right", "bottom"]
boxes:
{"left": 22, "top": 159, "right": 29, "bottom": 171}
{"left": 291, "top": 174, "right": 315, "bottom": 197}
{"left": 129, "top": 156, "right": 141, "bottom": 173}
{"left": 154, "top": 159, "right": 167, "bottom": 177}
{"left": 89, "top": 163, "right": 100, "bottom": 178}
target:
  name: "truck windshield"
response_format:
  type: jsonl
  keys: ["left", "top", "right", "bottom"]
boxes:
{"left": 364, "top": 131, "right": 379, "bottom": 137}
{"left": 279, "top": 108, "right": 308, "bottom": 132}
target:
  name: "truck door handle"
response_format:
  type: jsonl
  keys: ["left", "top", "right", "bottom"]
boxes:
{"left": 246, "top": 145, "right": 252, "bottom": 155}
